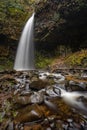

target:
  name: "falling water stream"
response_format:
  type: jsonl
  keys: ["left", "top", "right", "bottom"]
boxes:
{"left": 14, "top": 13, "right": 35, "bottom": 71}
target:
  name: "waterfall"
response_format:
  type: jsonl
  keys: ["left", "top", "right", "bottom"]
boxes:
{"left": 14, "top": 13, "right": 35, "bottom": 71}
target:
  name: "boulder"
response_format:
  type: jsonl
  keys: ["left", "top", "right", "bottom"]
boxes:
{"left": 30, "top": 79, "right": 49, "bottom": 90}
{"left": 14, "top": 104, "right": 44, "bottom": 123}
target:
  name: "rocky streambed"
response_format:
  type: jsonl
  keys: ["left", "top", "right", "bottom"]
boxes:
{"left": 0, "top": 70, "right": 87, "bottom": 130}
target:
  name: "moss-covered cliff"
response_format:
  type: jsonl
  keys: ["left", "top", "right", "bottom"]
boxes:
{"left": 0, "top": 0, "right": 36, "bottom": 40}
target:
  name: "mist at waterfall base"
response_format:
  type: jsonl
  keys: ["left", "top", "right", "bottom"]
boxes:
{"left": 14, "top": 13, "right": 35, "bottom": 71}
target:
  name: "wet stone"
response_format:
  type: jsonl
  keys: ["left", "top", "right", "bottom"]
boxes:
{"left": 30, "top": 79, "right": 49, "bottom": 90}
{"left": 81, "top": 72, "right": 87, "bottom": 79}
{"left": 14, "top": 104, "right": 44, "bottom": 123}
{"left": 55, "top": 120, "right": 63, "bottom": 130}
{"left": 30, "top": 74, "right": 39, "bottom": 82}
{"left": 45, "top": 86, "right": 57, "bottom": 97}
{"left": 25, "top": 83, "right": 30, "bottom": 91}
{"left": 7, "top": 122, "right": 14, "bottom": 130}
{"left": 14, "top": 95, "right": 31, "bottom": 105}
{"left": 30, "top": 91, "right": 44, "bottom": 104}
{"left": 14, "top": 89, "right": 21, "bottom": 95}
{"left": 38, "top": 71, "right": 50, "bottom": 80}
{"left": 14, "top": 90, "right": 45, "bottom": 105}
{"left": 20, "top": 90, "right": 32, "bottom": 96}
{"left": 67, "top": 118, "right": 73, "bottom": 123}
{"left": 13, "top": 84, "right": 20, "bottom": 89}
{"left": 67, "top": 80, "right": 87, "bottom": 91}
{"left": 46, "top": 127, "right": 51, "bottom": 130}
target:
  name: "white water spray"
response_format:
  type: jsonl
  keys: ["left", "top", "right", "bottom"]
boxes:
{"left": 14, "top": 13, "right": 35, "bottom": 71}
{"left": 54, "top": 86, "right": 87, "bottom": 115}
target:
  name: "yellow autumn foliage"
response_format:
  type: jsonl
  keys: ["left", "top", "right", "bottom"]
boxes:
{"left": 65, "top": 49, "right": 87, "bottom": 67}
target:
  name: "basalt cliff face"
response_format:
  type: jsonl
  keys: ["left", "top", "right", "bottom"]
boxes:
{"left": 0, "top": 0, "right": 87, "bottom": 51}
{"left": 35, "top": 0, "right": 87, "bottom": 51}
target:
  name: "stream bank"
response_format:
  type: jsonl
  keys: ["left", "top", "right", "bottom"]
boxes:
{"left": 0, "top": 69, "right": 87, "bottom": 130}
